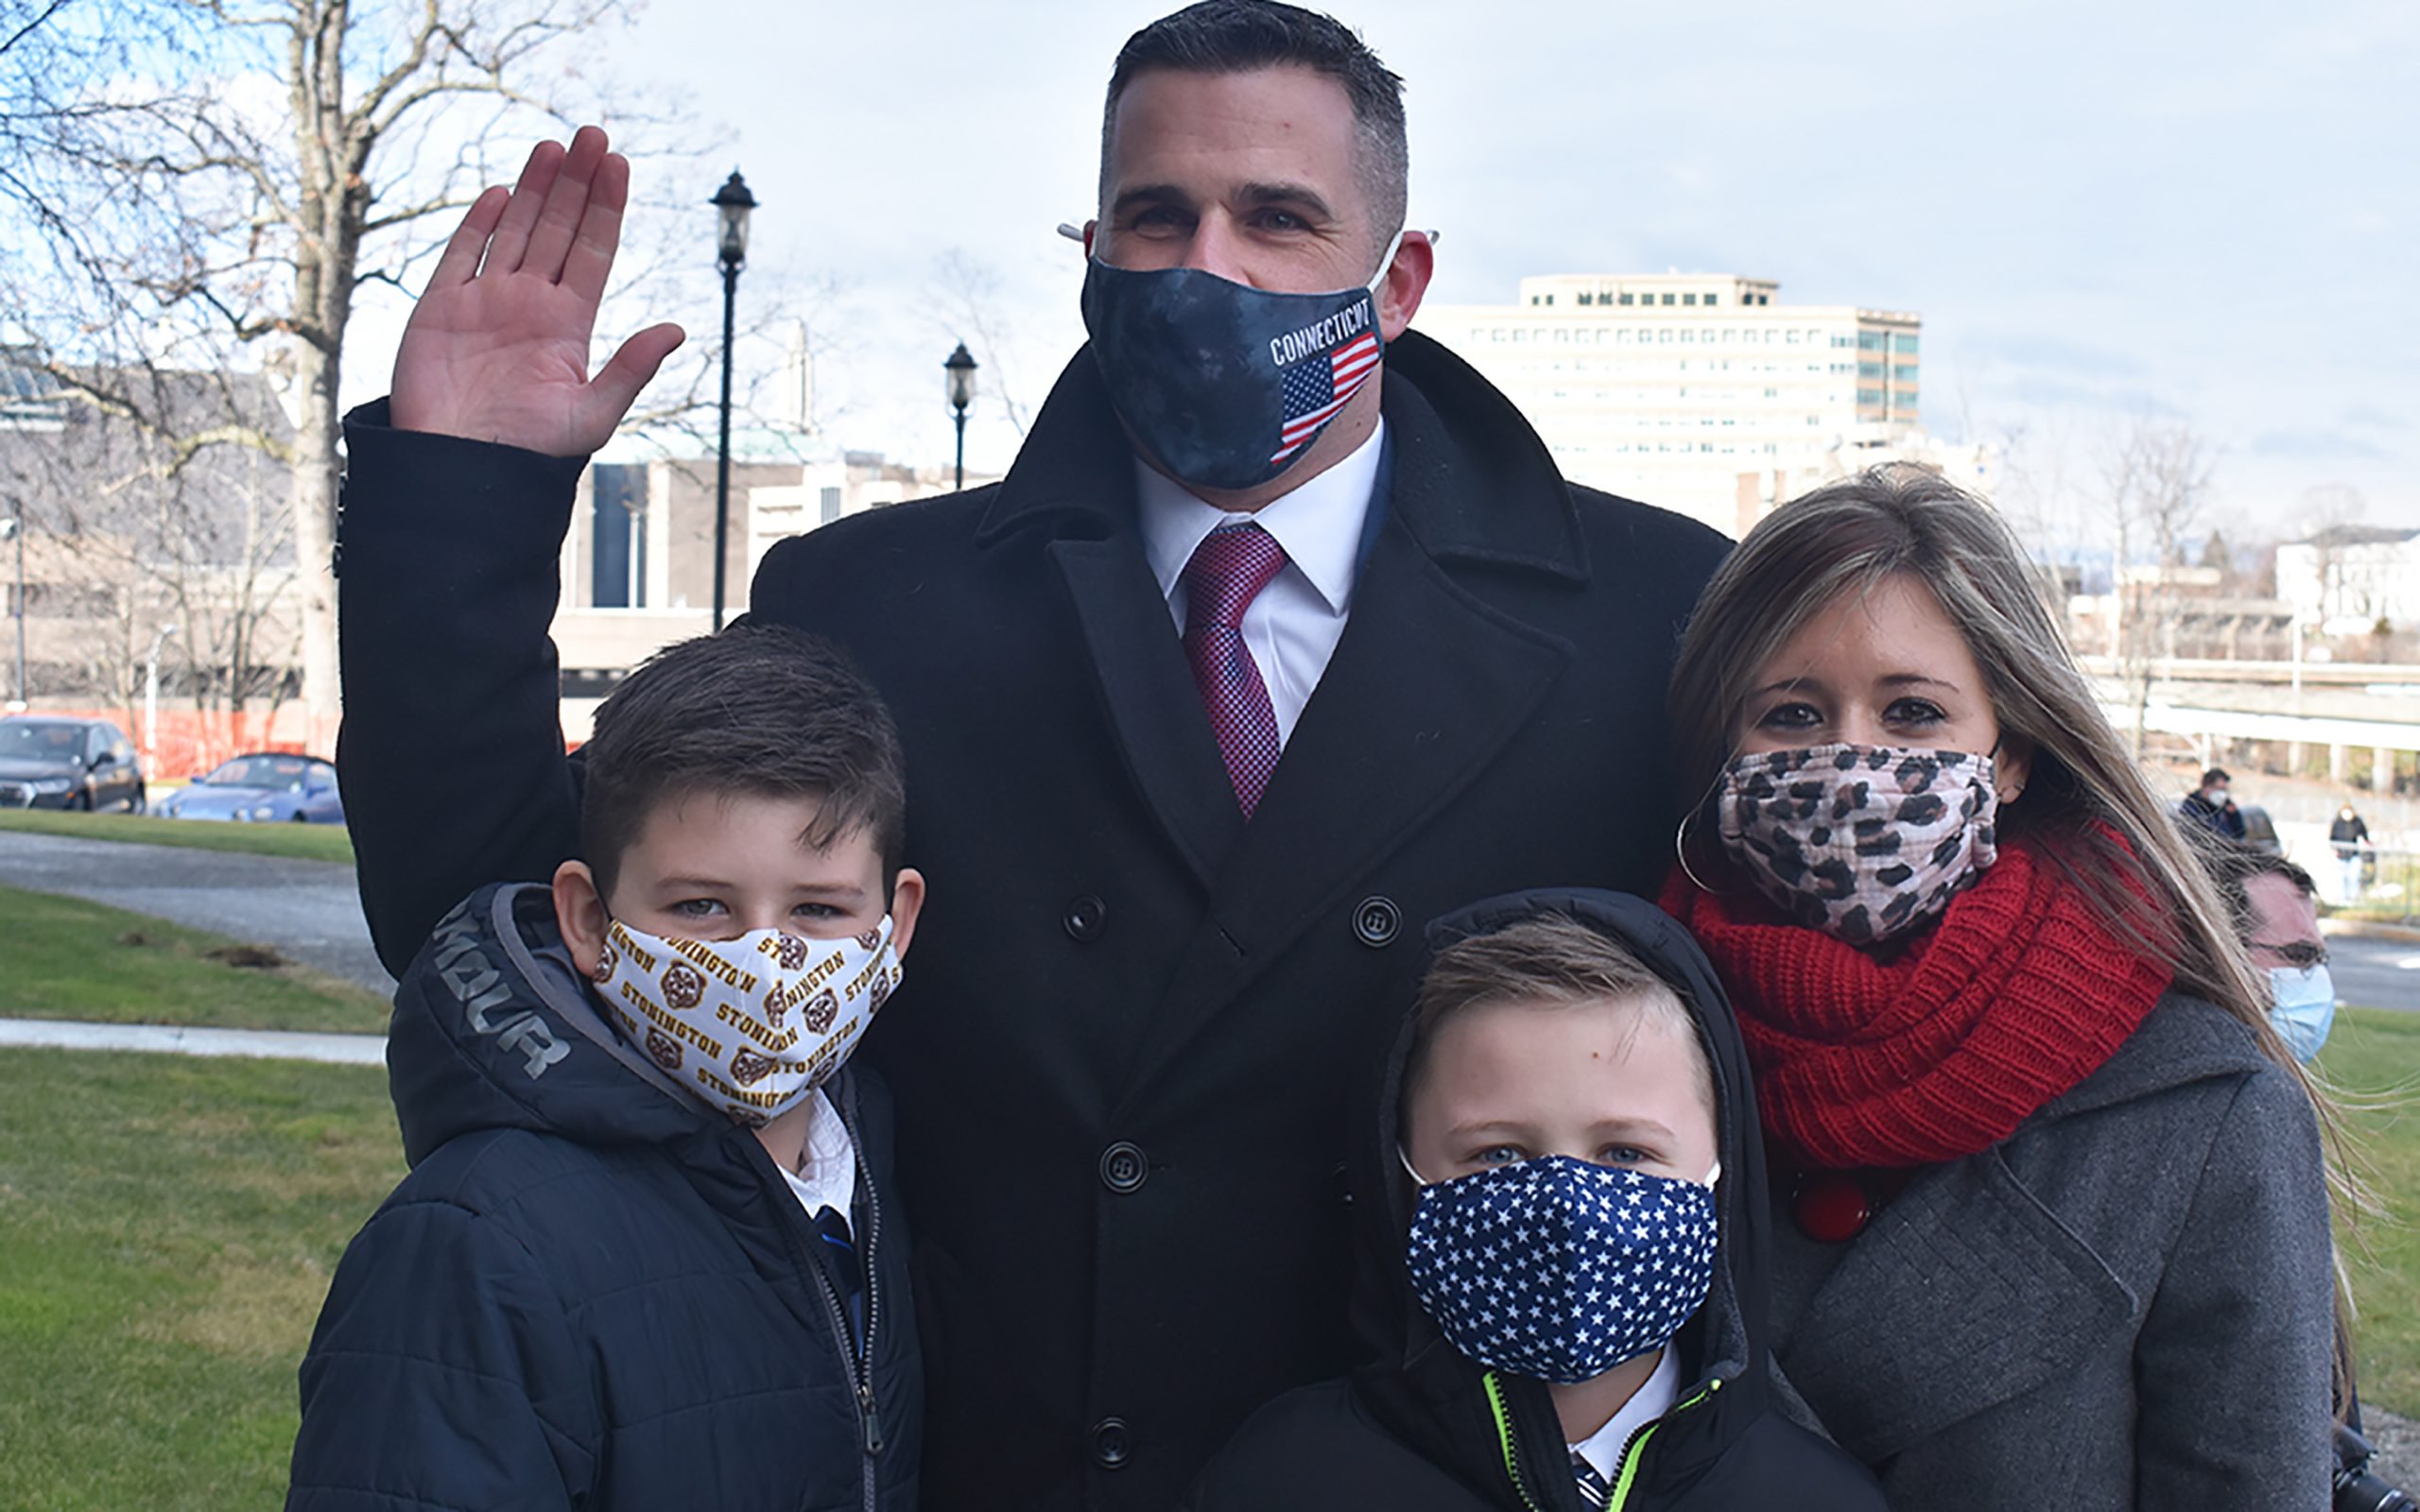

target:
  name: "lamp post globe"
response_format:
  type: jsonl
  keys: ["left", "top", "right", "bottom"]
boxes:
{"left": 708, "top": 168, "right": 758, "bottom": 631}
{"left": 943, "top": 342, "right": 978, "bottom": 492}
{"left": 711, "top": 170, "right": 757, "bottom": 270}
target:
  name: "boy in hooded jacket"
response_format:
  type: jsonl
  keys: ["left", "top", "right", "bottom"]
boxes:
{"left": 287, "top": 624, "right": 926, "bottom": 1512}
{"left": 1183, "top": 889, "right": 1883, "bottom": 1512}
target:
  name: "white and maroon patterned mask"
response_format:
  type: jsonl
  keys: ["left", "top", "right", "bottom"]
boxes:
{"left": 590, "top": 917, "right": 900, "bottom": 1125}
{"left": 1715, "top": 744, "right": 1999, "bottom": 945}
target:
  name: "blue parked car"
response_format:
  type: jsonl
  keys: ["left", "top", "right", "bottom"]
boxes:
{"left": 158, "top": 752, "right": 345, "bottom": 824}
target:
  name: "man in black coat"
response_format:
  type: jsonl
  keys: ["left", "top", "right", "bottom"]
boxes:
{"left": 335, "top": 4, "right": 1727, "bottom": 1507}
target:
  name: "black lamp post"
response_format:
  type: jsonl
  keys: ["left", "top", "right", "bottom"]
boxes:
{"left": 943, "top": 341, "right": 977, "bottom": 492}
{"left": 709, "top": 168, "right": 757, "bottom": 631}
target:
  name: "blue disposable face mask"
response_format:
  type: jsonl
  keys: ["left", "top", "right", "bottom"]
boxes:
{"left": 1075, "top": 227, "right": 1406, "bottom": 492}
{"left": 2268, "top": 965, "right": 2335, "bottom": 1062}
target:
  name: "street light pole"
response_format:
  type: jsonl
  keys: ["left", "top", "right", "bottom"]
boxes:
{"left": 0, "top": 515, "right": 25, "bottom": 711}
{"left": 943, "top": 342, "right": 978, "bottom": 492}
{"left": 708, "top": 169, "right": 758, "bottom": 633}
{"left": 144, "top": 621, "right": 179, "bottom": 765}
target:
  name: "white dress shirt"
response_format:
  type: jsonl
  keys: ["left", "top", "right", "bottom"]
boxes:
{"left": 1569, "top": 1345, "right": 1682, "bottom": 1485}
{"left": 1135, "top": 420, "right": 1387, "bottom": 746}
{"left": 775, "top": 1086, "right": 859, "bottom": 1220}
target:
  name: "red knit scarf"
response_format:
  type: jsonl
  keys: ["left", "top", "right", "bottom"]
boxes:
{"left": 1660, "top": 843, "right": 2172, "bottom": 1169}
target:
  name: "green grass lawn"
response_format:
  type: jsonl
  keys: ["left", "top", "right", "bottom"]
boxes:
{"left": 0, "top": 1047, "right": 404, "bottom": 1509}
{"left": 0, "top": 885, "right": 389, "bottom": 1033}
{"left": 0, "top": 806, "right": 354, "bottom": 864}
{"left": 2325, "top": 1006, "right": 2420, "bottom": 1417}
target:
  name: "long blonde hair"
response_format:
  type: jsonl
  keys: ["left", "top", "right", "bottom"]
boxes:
{"left": 1668, "top": 464, "right": 2283, "bottom": 1068}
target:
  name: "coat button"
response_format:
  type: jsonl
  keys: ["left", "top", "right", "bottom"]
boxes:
{"left": 1063, "top": 894, "right": 1107, "bottom": 941}
{"left": 1099, "top": 1141, "right": 1148, "bottom": 1194}
{"left": 1090, "top": 1417, "right": 1131, "bottom": 1469}
{"left": 1353, "top": 895, "right": 1401, "bottom": 948}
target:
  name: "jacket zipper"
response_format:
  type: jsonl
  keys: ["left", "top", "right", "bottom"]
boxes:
{"left": 838, "top": 1086, "right": 884, "bottom": 1512}
{"left": 764, "top": 1090, "right": 884, "bottom": 1512}
{"left": 1481, "top": 1371, "right": 1549, "bottom": 1512}
{"left": 1600, "top": 1378, "right": 1720, "bottom": 1512}
{"left": 1484, "top": 1370, "right": 1726, "bottom": 1512}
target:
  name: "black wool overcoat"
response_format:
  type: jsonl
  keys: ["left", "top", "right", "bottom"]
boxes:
{"left": 335, "top": 330, "right": 1729, "bottom": 1512}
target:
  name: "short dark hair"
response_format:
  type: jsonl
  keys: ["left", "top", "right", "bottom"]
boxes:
{"left": 1102, "top": 1, "right": 1409, "bottom": 248}
{"left": 579, "top": 624, "right": 906, "bottom": 901}
{"left": 2202, "top": 767, "right": 2233, "bottom": 787}
{"left": 1403, "top": 913, "right": 1712, "bottom": 1131}
{"left": 2196, "top": 837, "right": 2316, "bottom": 941}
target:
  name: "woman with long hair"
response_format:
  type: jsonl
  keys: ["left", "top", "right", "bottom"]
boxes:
{"left": 1660, "top": 466, "right": 2337, "bottom": 1507}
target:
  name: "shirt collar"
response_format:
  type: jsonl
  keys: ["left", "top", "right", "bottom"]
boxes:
{"left": 1569, "top": 1345, "right": 1682, "bottom": 1482}
{"left": 777, "top": 1088, "right": 858, "bottom": 1218}
{"left": 1134, "top": 418, "right": 1386, "bottom": 617}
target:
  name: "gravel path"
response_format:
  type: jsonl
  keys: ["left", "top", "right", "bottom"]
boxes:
{"left": 0, "top": 830, "right": 393, "bottom": 992}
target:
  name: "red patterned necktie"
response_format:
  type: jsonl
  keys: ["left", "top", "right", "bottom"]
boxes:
{"left": 1181, "top": 524, "right": 1289, "bottom": 817}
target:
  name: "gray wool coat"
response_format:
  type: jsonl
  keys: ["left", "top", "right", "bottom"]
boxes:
{"left": 1765, "top": 994, "right": 2335, "bottom": 1509}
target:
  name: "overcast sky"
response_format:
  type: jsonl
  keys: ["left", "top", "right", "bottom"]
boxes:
{"left": 345, "top": 0, "right": 2419, "bottom": 536}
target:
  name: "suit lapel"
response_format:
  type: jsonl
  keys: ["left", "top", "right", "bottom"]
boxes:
{"left": 1116, "top": 512, "right": 1574, "bottom": 1093}
{"left": 1778, "top": 1146, "right": 2138, "bottom": 1463}
{"left": 993, "top": 337, "right": 1594, "bottom": 1096}
{"left": 1049, "top": 535, "right": 1242, "bottom": 888}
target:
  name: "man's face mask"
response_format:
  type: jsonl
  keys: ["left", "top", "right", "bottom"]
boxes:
{"left": 1078, "top": 228, "right": 1405, "bottom": 492}
{"left": 2267, "top": 964, "right": 2335, "bottom": 1063}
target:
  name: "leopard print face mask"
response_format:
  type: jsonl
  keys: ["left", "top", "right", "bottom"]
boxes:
{"left": 589, "top": 917, "right": 900, "bottom": 1125}
{"left": 1716, "top": 744, "right": 1999, "bottom": 945}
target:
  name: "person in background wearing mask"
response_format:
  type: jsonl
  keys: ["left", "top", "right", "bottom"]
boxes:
{"left": 2191, "top": 838, "right": 2415, "bottom": 1512}
{"left": 2331, "top": 802, "right": 2373, "bottom": 905}
{"left": 2180, "top": 765, "right": 2250, "bottom": 841}
{"left": 1184, "top": 892, "right": 1884, "bottom": 1511}
{"left": 329, "top": 4, "right": 1728, "bottom": 1505}
{"left": 2202, "top": 846, "right": 2336, "bottom": 1063}
{"left": 1658, "top": 467, "right": 2340, "bottom": 1507}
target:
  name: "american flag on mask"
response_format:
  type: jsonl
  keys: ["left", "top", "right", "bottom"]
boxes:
{"left": 1271, "top": 330, "right": 1381, "bottom": 464}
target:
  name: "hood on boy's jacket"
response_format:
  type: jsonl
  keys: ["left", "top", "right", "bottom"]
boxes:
{"left": 1343, "top": 888, "right": 1775, "bottom": 1501}
{"left": 387, "top": 882, "right": 720, "bottom": 1167}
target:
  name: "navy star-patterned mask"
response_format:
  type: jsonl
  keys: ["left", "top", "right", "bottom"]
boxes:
{"left": 1404, "top": 1154, "right": 1719, "bottom": 1385}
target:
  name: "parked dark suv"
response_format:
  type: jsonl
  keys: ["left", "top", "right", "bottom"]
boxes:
{"left": 0, "top": 716, "right": 147, "bottom": 812}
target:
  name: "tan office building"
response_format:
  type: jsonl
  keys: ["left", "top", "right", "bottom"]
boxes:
{"left": 1415, "top": 272, "right": 1949, "bottom": 535}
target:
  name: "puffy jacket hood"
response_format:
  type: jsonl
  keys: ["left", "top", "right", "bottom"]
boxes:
{"left": 1345, "top": 888, "right": 1775, "bottom": 1506}
{"left": 389, "top": 882, "right": 717, "bottom": 1167}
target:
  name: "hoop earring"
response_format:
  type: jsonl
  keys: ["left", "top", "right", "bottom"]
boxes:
{"left": 1674, "top": 810, "right": 1720, "bottom": 894}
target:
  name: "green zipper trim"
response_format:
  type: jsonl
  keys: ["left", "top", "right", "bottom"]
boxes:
{"left": 1481, "top": 1370, "right": 1547, "bottom": 1512}
{"left": 1487, "top": 1369, "right": 1725, "bottom": 1512}
{"left": 1603, "top": 1378, "right": 1721, "bottom": 1512}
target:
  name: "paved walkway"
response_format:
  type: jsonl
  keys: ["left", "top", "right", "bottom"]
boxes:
{"left": 0, "top": 1017, "right": 384, "bottom": 1065}
{"left": 0, "top": 830, "right": 393, "bottom": 991}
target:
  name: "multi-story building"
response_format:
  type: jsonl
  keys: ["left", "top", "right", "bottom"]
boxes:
{"left": 549, "top": 333, "right": 997, "bottom": 735}
{"left": 1415, "top": 272, "right": 1972, "bottom": 535}
{"left": 2275, "top": 525, "right": 2420, "bottom": 635}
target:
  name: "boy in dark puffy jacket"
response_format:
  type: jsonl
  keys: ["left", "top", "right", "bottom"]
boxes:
{"left": 287, "top": 625, "right": 926, "bottom": 1511}
{"left": 1184, "top": 891, "right": 1882, "bottom": 1512}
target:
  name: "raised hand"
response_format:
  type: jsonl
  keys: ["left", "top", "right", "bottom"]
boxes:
{"left": 390, "top": 126, "right": 685, "bottom": 456}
